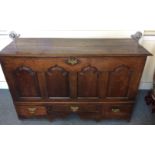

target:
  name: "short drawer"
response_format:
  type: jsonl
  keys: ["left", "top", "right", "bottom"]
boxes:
{"left": 104, "top": 104, "right": 133, "bottom": 119}
{"left": 16, "top": 106, "right": 47, "bottom": 117}
{"left": 48, "top": 104, "right": 101, "bottom": 113}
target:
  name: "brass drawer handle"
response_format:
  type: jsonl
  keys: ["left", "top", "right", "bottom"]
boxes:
{"left": 66, "top": 57, "right": 79, "bottom": 65}
{"left": 70, "top": 106, "right": 79, "bottom": 112}
{"left": 28, "top": 107, "right": 37, "bottom": 114}
{"left": 111, "top": 108, "right": 120, "bottom": 113}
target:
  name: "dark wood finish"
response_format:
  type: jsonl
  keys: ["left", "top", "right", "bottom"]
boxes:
{"left": 46, "top": 65, "right": 69, "bottom": 97}
{"left": 69, "top": 72, "right": 77, "bottom": 98}
{"left": 104, "top": 104, "right": 133, "bottom": 120}
{"left": 49, "top": 103, "right": 100, "bottom": 112}
{"left": 16, "top": 105, "right": 47, "bottom": 118}
{"left": 0, "top": 38, "right": 151, "bottom": 121}
{"left": 98, "top": 72, "right": 109, "bottom": 98}
{"left": 14, "top": 66, "right": 40, "bottom": 98}
{"left": 0, "top": 38, "right": 151, "bottom": 57}
{"left": 78, "top": 66, "right": 99, "bottom": 97}
{"left": 47, "top": 103, "right": 102, "bottom": 121}
{"left": 107, "top": 65, "right": 132, "bottom": 97}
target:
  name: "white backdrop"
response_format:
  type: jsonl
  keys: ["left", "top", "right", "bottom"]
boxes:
{"left": 0, "top": 0, "right": 155, "bottom": 31}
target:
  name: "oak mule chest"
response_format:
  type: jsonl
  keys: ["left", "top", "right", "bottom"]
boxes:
{"left": 0, "top": 38, "right": 151, "bottom": 121}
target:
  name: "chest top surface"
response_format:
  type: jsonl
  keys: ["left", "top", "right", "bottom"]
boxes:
{"left": 0, "top": 38, "right": 151, "bottom": 57}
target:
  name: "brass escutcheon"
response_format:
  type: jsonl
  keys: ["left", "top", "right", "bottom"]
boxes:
{"left": 70, "top": 106, "right": 79, "bottom": 112}
{"left": 67, "top": 57, "right": 78, "bottom": 65}
{"left": 111, "top": 108, "right": 120, "bottom": 113}
{"left": 28, "top": 107, "right": 37, "bottom": 114}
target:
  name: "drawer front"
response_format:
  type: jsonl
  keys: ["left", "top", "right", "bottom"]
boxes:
{"left": 48, "top": 104, "right": 101, "bottom": 113}
{"left": 16, "top": 106, "right": 47, "bottom": 117}
{"left": 105, "top": 104, "right": 133, "bottom": 119}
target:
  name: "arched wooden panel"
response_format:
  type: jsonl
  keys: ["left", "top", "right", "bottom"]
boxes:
{"left": 107, "top": 65, "right": 132, "bottom": 97}
{"left": 78, "top": 66, "right": 99, "bottom": 97}
{"left": 46, "top": 65, "right": 69, "bottom": 97}
{"left": 14, "top": 66, "right": 40, "bottom": 97}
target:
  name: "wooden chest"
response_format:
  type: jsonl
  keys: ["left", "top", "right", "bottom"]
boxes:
{"left": 0, "top": 38, "right": 151, "bottom": 121}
